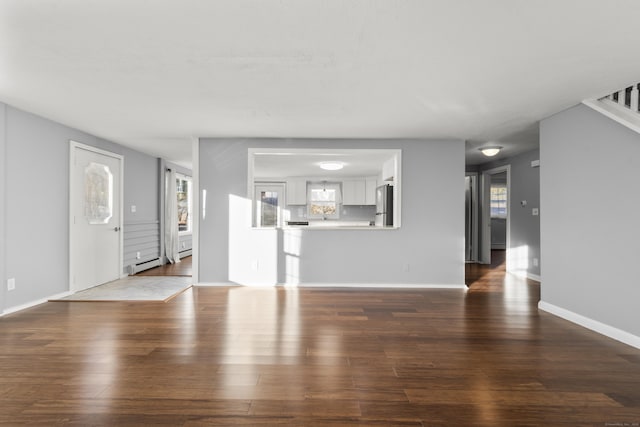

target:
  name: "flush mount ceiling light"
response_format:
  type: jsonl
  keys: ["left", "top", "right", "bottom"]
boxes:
{"left": 479, "top": 146, "right": 502, "bottom": 157}
{"left": 319, "top": 161, "right": 344, "bottom": 171}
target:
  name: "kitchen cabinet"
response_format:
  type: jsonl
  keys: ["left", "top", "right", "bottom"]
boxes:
{"left": 365, "top": 177, "right": 377, "bottom": 205}
{"left": 342, "top": 179, "right": 366, "bottom": 205}
{"left": 342, "top": 177, "right": 378, "bottom": 206}
{"left": 382, "top": 157, "right": 395, "bottom": 182}
{"left": 286, "top": 178, "right": 307, "bottom": 205}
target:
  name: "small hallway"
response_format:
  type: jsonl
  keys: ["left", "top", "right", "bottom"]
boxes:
{"left": 137, "top": 256, "right": 193, "bottom": 277}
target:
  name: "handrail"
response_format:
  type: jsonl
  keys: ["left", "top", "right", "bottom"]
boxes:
{"left": 602, "top": 83, "right": 640, "bottom": 113}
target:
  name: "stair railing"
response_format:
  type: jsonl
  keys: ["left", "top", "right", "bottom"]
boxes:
{"left": 603, "top": 83, "right": 640, "bottom": 113}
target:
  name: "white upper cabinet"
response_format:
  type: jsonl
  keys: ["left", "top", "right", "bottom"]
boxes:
{"left": 342, "top": 179, "right": 366, "bottom": 205}
{"left": 365, "top": 177, "right": 378, "bottom": 205}
{"left": 382, "top": 157, "right": 395, "bottom": 182}
{"left": 286, "top": 178, "right": 307, "bottom": 205}
{"left": 342, "top": 177, "right": 377, "bottom": 205}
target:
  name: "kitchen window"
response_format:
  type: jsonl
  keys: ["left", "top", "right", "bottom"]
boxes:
{"left": 307, "top": 182, "right": 341, "bottom": 219}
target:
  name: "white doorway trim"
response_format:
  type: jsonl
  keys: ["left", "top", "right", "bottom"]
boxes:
{"left": 69, "top": 141, "right": 125, "bottom": 291}
{"left": 480, "top": 165, "right": 511, "bottom": 268}
{"left": 465, "top": 172, "right": 479, "bottom": 262}
{"left": 191, "top": 137, "right": 200, "bottom": 284}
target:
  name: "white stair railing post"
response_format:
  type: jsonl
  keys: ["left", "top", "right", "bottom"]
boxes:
{"left": 631, "top": 84, "right": 639, "bottom": 113}
{"left": 618, "top": 89, "right": 627, "bottom": 106}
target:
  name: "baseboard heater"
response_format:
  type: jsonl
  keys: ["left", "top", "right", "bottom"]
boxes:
{"left": 179, "top": 249, "right": 192, "bottom": 257}
{"left": 128, "top": 257, "right": 161, "bottom": 275}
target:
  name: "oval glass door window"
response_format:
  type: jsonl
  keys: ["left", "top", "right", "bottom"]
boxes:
{"left": 84, "top": 162, "right": 113, "bottom": 224}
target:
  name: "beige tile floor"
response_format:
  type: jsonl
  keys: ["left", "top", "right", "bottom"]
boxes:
{"left": 53, "top": 276, "right": 193, "bottom": 301}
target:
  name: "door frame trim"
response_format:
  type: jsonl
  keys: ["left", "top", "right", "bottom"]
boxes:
{"left": 465, "top": 172, "right": 479, "bottom": 262}
{"left": 69, "top": 141, "right": 125, "bottom": 291}
{"left": 480, "top": 165, "right": 511, "bottom": 268}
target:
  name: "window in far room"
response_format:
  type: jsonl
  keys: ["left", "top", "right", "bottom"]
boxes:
{"left": 490, "top": 184, "right": 507, "bottom": 218}
{"left": 176, "top": 174, "right": 192, "bottom": 233}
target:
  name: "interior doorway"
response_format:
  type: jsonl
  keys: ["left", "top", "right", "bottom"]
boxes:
{"left": 153, "top": 164, "right": 193, "bottom": 278}
{"left": 136, "top": 256, "right": 193, "bottom": 277}
{"left": 480, "top": 165, "right": 511, "bottom": 267}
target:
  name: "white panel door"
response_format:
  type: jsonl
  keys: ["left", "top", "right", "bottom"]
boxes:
{"left": 70, "top": 143, "right": 122, "bottom": 292}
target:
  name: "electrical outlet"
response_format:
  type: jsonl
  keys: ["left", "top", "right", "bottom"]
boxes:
{"left": 136, "top": 251, "right": 141, "bottom": 260}
{"left": 131, "top": 205, "right": 137, "bottom": 213}
{"left": 533, "top": 258, "right": 539, "bottom": 267}
{"left": 532, "top": 208, "right": 539, "bottom": 216}
{"left": 251, "top": 260, "right": 259, "bottom": 271}
{"left": 403, "top": 263, "right": 410, "bottom": 272}
{"left": 7, "top": 278, "right": 15, "bottom": 291}
{"left": 182, "top": 242, "right": 186, "bottom": 249}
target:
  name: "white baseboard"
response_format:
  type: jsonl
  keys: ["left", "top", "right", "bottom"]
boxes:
{"left": 538, "top": 300, "right": 640, "bottom": 350}
{"left": 1, "top": 290, "right": 73, "bottom": 317}
{"left": 195, "top": 282, "right": 467, "bottom": 290}
{"left": 194, "top": 282, "right": 238, "bottom": 287}
{"left": 289, "top": 283, "right": 467, "bottom": 289}
{"left": 507, "top": 269, "right": 541, "bottom": 283}
{"left": 527, "top": 273, "right": 541, "bottom": 282}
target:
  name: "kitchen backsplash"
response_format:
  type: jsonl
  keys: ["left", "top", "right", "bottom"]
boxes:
{"left": 287, "top": 205, "right": 376, "bottom": 222}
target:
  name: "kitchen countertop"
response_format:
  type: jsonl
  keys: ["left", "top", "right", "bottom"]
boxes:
{"left": 279, "top": 220, "right": 397, "bottom": 230}
{"left": 307, "top": 220, "right": 372, "bottom": 227}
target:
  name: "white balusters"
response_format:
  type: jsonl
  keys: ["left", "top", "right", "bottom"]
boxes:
{"left": 602, "top": 83, "right": 640, "bottom": 115}
{"left": 631, "top": 84, "right": 639, "bottom": 113}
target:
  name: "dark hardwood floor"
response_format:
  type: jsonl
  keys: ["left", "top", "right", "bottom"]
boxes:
{"left": 1, "top": 255, "right": 640, "bottom": 425}
{"left": 136, "top": 255, "right": 192, "bottom": 277}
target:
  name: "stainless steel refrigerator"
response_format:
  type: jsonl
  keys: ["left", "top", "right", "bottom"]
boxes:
{"left": 375, "top": 184, "right": 394, "bottom": 226}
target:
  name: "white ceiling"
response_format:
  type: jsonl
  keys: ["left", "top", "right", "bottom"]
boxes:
{"left": 2, "top": 1, "right": 640, "bottom": 168}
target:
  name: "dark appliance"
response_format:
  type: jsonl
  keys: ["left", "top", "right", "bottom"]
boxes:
{"left": 375, "top": 184, "right": 394, "bottom": 226}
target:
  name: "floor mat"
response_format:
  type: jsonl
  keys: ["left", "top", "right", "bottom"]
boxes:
{"left": 51, "top": 276, "right": 192, "bottom": 302}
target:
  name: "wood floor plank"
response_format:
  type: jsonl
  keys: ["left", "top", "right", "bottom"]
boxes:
{"left": 1, "top": 253, "right": 640, "bottom": 424}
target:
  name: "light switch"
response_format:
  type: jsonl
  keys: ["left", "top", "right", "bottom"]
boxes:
{"left": 131, "top": 205, "right": 137, "bottom": 213}
{"left": 532, "top": 208, "right": 539, "bottom": 216}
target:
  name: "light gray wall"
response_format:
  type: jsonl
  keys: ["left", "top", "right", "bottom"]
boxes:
{"left": 540, "top": 104, "right": 640, "bottom": 336}
{"left": 199, "top": 138, "right": 465, "bottom": 286}
{"left": 5, "top": 105, "right": 93, "bottom": 308}
{"left": 479, "top": 149, "right": 541, "bottom": 277}
{"left": 121, "top": 151, "right": 160, "bottom": 272}
{"left": 123, "top": 149, "right": 159, "bottom": 223}
{"left": 2, "top": 103, "right": 159, "bottom": 311}
{"left": 0, "top": 103, "right": 6, "bottom": 312}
